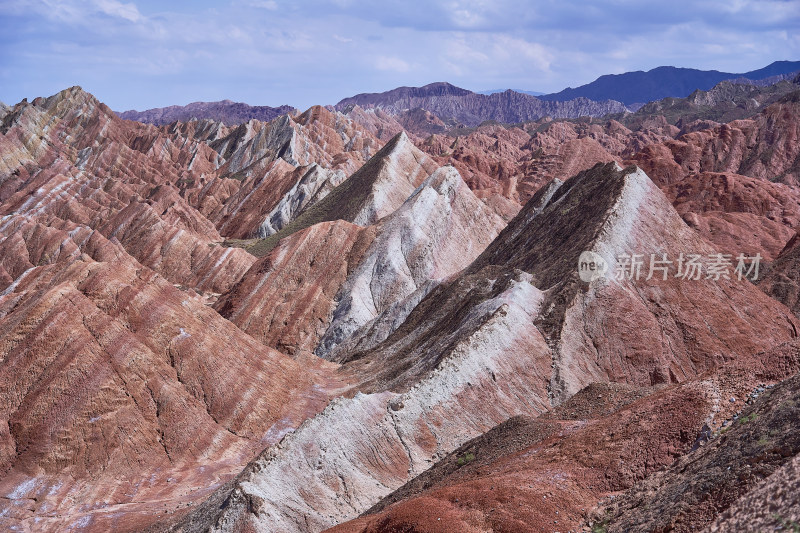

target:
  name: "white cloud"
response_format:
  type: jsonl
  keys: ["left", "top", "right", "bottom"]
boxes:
{"left": 492, "top": 36, "right": 552, "bottom": 71}
{"left": 247, "top": 0, "right": 278, "bottom": 9}
{"left": 93, "top": 0, "right": 142, "bottom": 22}
{"left": 333, "top": 34, "right": 353, "bottom": 43}
{"left": 375, "top": 56, "right": 411, "bottom": 72}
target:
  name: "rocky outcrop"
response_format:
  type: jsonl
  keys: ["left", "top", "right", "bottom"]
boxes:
{"left": 596, "top": 351, "right": 800, "bottom": 532}
{"left": 336, "top": 82, "right": 629, "bottom": 127}
{"left": 185, "top": 163, "right": 798, "bottom": 532}
{"left": 332, "top": 341, "right": 800, "bottom": 532}
{"left": 759, "top": 232, "right": 800, "bottom": 318}
{"left": 417, "top": 118, "right": 677, "bottom": 205}
{"left": 178, "top": 106, "right": 384, "bottom": 241}
{"left": 216, "top": 165, "right": 505, "bottom": 357}
{"left": 0, "top": 222, "right": 336, "bottom": 532}
{"left": 316, "top": 166, "right": 506, "bottom": 359}
{"left": 117, "top": 99, "right": 297, "bottom": 126}
{"left": 253, "top": 164, "right": 348, "bottom": 238}
{"left": 0, "top": 87, "right": 254, "bottom": 294}
{"left": 237, "top": 131, "right": 438, "bottom": 257}
{"left": 632, "top": 93, "right": 800, "bottom": 187}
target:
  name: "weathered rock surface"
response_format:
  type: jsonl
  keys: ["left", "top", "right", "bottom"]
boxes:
{"left": 331, "top": 341, "right": 800, "bottom": 532}
{"left": 596, "top": 348, "right": 800, "bottom": 532}
{"left": 760, "top": 232, "right": 800, "bottom": 318}
{"left": 180, "top": 163, "right": 798, "bottom": 533}
{"left": 316, "top": 166, "right": 506, "bottom": 359}
{"left": 117, "top": 100, "right": 297, "bottom": 126}
{"left": 215, "top": 220, "right": 375, "bottom": 355}
{"left": 216, "top": 164, "right": 505, "bottom": 357}
{"left": 417, "top": 118, "right": 675, "bottom": 205}
{"left": 336, "top": 82, "right": 629, "bottom": 127}
{"left": 0, "top": 224, "right": 338, "bottom": 532}
{"left": 664, "top": 171, "right": 800, "bottom": 259}
{"left": 0, "top": 86, "right": 381, "bottom": 531}
{"left": 235, "top": 131, "right": 438, "bottom": 257}
{"left": 632, "top": 92, "right": 800, "bottom": 187}
{"left": 0, "top": 87, "right": 255, "bottom": 294}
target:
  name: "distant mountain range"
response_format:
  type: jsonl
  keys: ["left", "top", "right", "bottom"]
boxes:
{"left": 113, "top": 61, "right": 800, "bottom": 129}
{"left": 334, "top": 82, "right": 627, "bottom": 126}
{"left": 478, "top": 89, "right": 544, "bottom": 96}
{"left": 117, "top": 99, "right": 297, "bottom": 126}
{"left": 539, "top": 60, "right": 800, "bottom": 105}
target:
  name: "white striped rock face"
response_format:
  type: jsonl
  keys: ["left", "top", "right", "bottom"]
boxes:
{"left": 349, "top": 131, "right": 437, "bottom": 226}
{"left": 191, "top": 163, "right": 799, "bottom": 533}
{"left": 208, "top": 274, "right": 552, "bottom": 533}
{"left": 317, "top": 166, "right": 506, "bottom": 360}
{"left": 216, "top": 164, "right": 504, "bottom": 358}
{"left": 256, "top": 164, "right": 347, "bottom": 238}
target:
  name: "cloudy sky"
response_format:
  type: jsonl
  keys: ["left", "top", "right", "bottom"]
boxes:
{"left": 1, "top": 0, "right": 798, "bottom": 111}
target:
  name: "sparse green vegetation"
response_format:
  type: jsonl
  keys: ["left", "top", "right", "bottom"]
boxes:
{"left": 773, "top": 513, "right": 800, "bottom": 533}
{"left": 456, "top": 452, "right": 475, "bottom": 466}
{"left": 738, "top": 412, "right": 758, "bottom": 425}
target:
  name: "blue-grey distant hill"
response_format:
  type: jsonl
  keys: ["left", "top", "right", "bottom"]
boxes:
{"left": 478, "top": 89, "right": 544, "bottom": 96}
{"left": 539, "top": 60, "right": 800, "bottom": 105}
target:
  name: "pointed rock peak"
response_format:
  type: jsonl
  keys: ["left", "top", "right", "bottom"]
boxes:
{"left": 379, "top": 129, "right": 410, "bottom": 152}
{"left": 470, "top": 161, "right": 653, "bottom": 287}
{"left": 241, "top": 129, "right": 437, "bottom": 256}
{"left": 44, "top": 85, "right": 101, "bottom": 109}
{"left": 295, "top": 104, "right": 337, "bottom": 126}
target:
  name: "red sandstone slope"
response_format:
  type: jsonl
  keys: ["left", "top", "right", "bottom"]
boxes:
{"left": 329, "top": 341, "right": 800, "bottom": 533}
{"left": 176, "top": 105, "right": 385, "bottom": 240}
{"left": 176, "top": 163, "right": 798, "bottom": 533}
{"left": 0, "top": 223, "right": 339, "bottom": 532}
{"left": 415, "top": 93, "right": 800, "bottom": 264}
{"left": 632, "top": 93, "right": 800, "bottom": 188}
{"left": 0, "top": 87, "right": 255, "bottom": 294}
{"left": 416, "top": 117, "right": 676, "bottom": 206}
{"left": 0, "top": 87, "right": 377, "bottom": 532}
{"left": 759, "top": 232, "right": 800, "bottom": 318}
{"left": 664, "top": 171, "right": 800, "bottom": 259}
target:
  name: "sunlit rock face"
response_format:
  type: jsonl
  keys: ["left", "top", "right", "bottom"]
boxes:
{"left": 2, "top": 81, "right": 800, "bottom": 533}
{"left": 188, "top": 163, "right": 798, "bottom": 533}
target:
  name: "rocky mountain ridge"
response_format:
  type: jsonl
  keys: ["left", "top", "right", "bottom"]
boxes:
{"left": 2, "top": 76, "right": 800, "bottom": 533}
{"left": 118, "top": 99, "right": 297, "bottom": 126}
